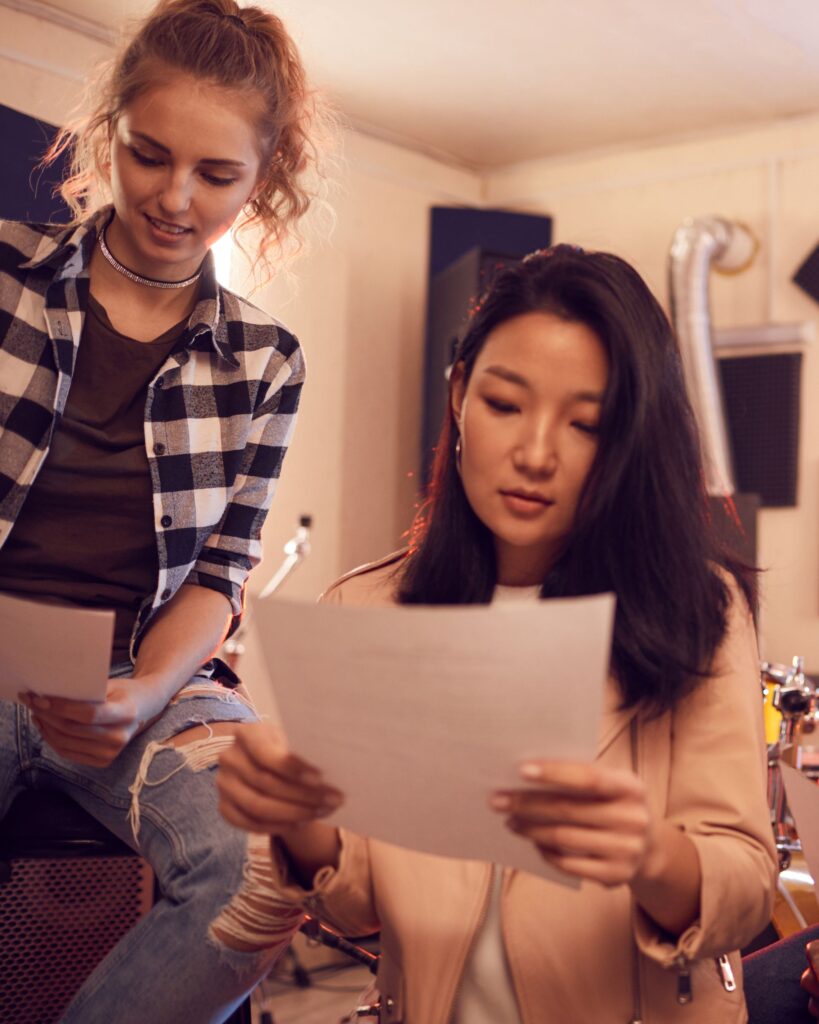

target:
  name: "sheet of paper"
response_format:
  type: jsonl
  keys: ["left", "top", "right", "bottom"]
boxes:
{"left": 0, "top": 593, "right": 114, "bottom": 702}
{"left": 252, "top": 593, "right": 615, "bottom": 885}
{"left": 781, "top": 761, "right": 819, "bottom": 899}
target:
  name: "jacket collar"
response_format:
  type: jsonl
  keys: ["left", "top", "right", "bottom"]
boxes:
{"left": 596, "top": 676, "right": 640, "bottom": 758}
{"left": 20, "top": 206, "right": 236, "bottom": 367}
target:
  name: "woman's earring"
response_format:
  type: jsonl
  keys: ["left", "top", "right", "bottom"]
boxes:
{"left": 454, "top": 436, "right": 462, "bottom": 472}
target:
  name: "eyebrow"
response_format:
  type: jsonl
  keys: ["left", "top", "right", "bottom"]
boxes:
{"left": 482, "top": 365, "right": 604, "bottom": 402}
{"left": 129, "top": 130, "right": 248, "bottom": 168}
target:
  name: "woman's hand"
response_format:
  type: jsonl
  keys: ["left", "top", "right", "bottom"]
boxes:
{"left": 19, "top": 676, "right": 167, "bottom": 768}
{"left": 217, "top": 721, "right": 342, "bottom": 836}
{"left": 491, "top": 761, "right": 653, "bottom": 887}
{"left": 217, "top": 722, "right": 343, "bottom": 885}
{"left": 492, "top": 760, "right": 701, "bottom": 935}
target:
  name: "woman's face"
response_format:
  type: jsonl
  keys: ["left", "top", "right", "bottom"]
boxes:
{"left": 105, "top": 74, "right": 263, "bottom": 281}
{"left": 451, "top": 311, "right": 609, "bottom": 586}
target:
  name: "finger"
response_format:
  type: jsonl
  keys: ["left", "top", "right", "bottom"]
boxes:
{"left": 534, "top": 849, "right": 637, "bottom": 887}
{"left": 222, "top": 731, "right": 327, "bottom": 793}
{"left": 217, "top": 775, "right": 341, "bottom": 832}
{"left": 492, "top": 792, "right": 649, "bottom": 834}
{"left": 31, "top": 709, "right": 131, "bottom": 747}
{"left": 35, "top": 723, "right": 120, "bottom": 767}
{"left": 518, "top": 761, "right": 644, "bottom": 800}
{"left": 508, "top": 820, "right": 646, "bottom": 863}
{"left": 218, "top": 754, "right": 340, "bottom": 811}
{"left": 802, "top": 966, "right": 819, "bottom": 998}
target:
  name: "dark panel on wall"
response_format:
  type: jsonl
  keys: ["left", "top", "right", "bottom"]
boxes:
{"left": 421, "top": 207, "right": 553, "bottom": 486}
{"left": 0, "top": 103, "right": 70, "bottom": 223}
{"left": 429, "top": 206, "right": 552, "bottom": 278}
{"left": 718, "top": 352, "right": 801, "bottom": 508}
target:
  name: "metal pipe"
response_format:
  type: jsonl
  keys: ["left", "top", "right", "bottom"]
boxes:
{"left": 668, "top": 217, "right": 756, "bottom": 495}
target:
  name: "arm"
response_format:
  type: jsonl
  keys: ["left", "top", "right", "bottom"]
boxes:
{"left": 24, "top": 584, "right": 233, "bottom": 767}
{"left": 185, "top": 339, "right": 305, "bottom": 635}
{"left": 493, "top": 578, "right": 776, "bottom": 952}
{"left": 493, "top": 760, "right": 701, "bottom": 937}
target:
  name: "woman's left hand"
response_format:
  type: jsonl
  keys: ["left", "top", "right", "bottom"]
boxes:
{"left": 19, "top": 677, "right": 166, "bottom": 768}
{"left": 491, "top": 761, "right": 655, "bottom": 888}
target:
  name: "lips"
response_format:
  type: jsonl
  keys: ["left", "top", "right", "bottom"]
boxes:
{"left": 500, "top": 489, "right": 553, "bottom": 506}
{"left": 144, "top": 213, "right": 191, "bottom": 235}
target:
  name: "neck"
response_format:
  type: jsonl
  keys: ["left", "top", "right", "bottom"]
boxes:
{"left": 89, "top": 245, "right": 199, "bottom": 338}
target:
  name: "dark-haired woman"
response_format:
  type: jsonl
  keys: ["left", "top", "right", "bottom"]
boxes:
{"left": 0, "top": 1, "right": 330, "bottom": 1021}
{"left": 218, "top": 246, "right": 777, "bottom": 1022}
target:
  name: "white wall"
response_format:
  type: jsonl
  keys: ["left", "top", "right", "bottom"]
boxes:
{"left": 485, "top": 121, "right": 819, "bottom": 670}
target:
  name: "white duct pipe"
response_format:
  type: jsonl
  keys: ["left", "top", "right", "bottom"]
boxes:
{"left": 668, "top": 217, "right": 755, "bottom": 496}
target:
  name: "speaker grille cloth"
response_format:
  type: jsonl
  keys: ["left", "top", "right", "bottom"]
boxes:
{"left": 0, "top": 855, "right": 152, "bottom": 1024}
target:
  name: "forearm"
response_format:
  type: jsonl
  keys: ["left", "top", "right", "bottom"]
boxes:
{"left": 630, "top": 820, "right": 701, "bottom": 936}
{"left": 275, "top": 822, "right": 341, "bottom": 889}
{"left": 131, "top": 583, "right": 233, "bottom": 711}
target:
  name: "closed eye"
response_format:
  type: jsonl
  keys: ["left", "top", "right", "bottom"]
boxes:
{"left": 202, "top": 172, "right": 238, "bottom": 187}
{"left": 572, "top": 420, "right": 600, "bottom": 435}
{"left": 484, "top": 396, "right": 519, "bottom": 414}
{"left": 129, "top": 147, "right": 162, "bottom": 167}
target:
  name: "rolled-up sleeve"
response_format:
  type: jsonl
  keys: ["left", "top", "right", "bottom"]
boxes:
{"left": 635, "top": 580, "right": 778, "bottom": 964}
{"left": 186, "top": 341, "right": 305, "bottom": 631}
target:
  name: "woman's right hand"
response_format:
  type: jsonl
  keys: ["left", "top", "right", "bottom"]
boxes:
{"left": 217, "top": 721, "right": 343, "bottom": 857}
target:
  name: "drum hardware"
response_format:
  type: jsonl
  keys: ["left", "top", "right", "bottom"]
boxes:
{"left": 761, "top": 656, "right": 819, "bottom": 933}
{"left": 222, "top": 515, "right": 312, "bottom": 671}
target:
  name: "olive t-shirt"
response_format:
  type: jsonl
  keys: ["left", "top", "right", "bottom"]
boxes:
{"left": 0, "top": 294, "right": 187, "bottom": 663}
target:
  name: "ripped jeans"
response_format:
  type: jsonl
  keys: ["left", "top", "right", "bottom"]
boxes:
{"left": 0, "top": 665, "right": 303, "bottom": 1024}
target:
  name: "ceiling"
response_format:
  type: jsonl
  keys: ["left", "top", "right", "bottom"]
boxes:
{"left": 15, "top": 0, "right": 819, "bottom": 169}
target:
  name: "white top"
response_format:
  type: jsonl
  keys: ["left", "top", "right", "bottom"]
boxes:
{"left": 451, "top": 583, "right": 540, "bottom": 1023}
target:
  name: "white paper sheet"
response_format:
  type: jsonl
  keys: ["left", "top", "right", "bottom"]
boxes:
{"left": 0, "top": 593, "right": 114, "bottom": 702}
{"left": 252, "top": 593, "right": 615, "bottom": 884}
{"left": 781, "top": 761, "right": 819, "bottom": 900}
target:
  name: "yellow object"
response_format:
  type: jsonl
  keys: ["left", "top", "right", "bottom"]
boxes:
{"left": 763, "top": 684, "right": 782, "bottom": 745}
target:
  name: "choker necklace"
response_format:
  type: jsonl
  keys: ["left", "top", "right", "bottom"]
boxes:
{"left": 98, "top": 228, "right": 202, "bottom": 289}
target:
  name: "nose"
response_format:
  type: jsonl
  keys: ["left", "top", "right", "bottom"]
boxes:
{"left": 513, "top": 419, "right": 558, "bottom": 477}
{"left": 158, "top": 170, "right": 193, "bottom": 216}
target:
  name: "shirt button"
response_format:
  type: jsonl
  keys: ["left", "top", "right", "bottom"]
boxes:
{"left": 161, "top": 588, "right": 172, "bottom": 601}
{"left": 153, "top": 442, "right": 165, "bottom": 455}
{"left": 161, "top": 515, "right": 173, "bottom": 528}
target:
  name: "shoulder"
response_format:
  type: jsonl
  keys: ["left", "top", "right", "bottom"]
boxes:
{"left": 319, "top": 550, "right": 408, "bottom": 607}
{"left": 217, "top": 286, "right": 301, "bottom": 361}
{"left": 0, "top": 219, "right": 64, "bottom": 265}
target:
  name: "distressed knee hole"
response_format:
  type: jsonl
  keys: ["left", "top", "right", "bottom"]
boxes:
{"left": 128, "top": 724, "right": 238, "bottom": 842}
{"left": 209, "top": 833, "right": 304, "bottom": 954}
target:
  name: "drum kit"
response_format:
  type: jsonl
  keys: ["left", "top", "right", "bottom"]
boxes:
{"left": 762, "top": 655, "right": 819, "bottom": 936}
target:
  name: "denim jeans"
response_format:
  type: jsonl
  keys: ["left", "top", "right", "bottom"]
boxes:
{"left": 0, "top": 666, "right": 300, "bottom": 1024}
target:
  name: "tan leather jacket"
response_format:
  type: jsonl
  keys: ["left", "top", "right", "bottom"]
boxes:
{"left": 271, "top": 554, "right": 777, "bottom": 1023}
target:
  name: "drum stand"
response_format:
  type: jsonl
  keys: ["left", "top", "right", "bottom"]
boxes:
{"left": 763, "top": 656, "right": 814, "bottom": 929}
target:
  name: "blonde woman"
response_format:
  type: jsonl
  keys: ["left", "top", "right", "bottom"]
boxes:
{"left": 0, "top": 2, "right": 327, "bottom": 1020}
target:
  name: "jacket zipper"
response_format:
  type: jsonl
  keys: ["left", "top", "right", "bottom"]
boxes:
{"left": 446, "top": 864, "right": 495, "bottom": 1023}
{"left": 716, "top": 954, "right": 737, "bottom": 992}
{"left": 675, "top": 954, "right": 693, "bottom": 1004}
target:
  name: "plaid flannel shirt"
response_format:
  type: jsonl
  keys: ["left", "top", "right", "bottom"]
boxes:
{"left": 0, "top": 208, "right": 305, "bottom": 656}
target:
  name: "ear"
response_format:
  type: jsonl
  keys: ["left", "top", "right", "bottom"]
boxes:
{"left": 449, "top": 360, "right": 466, "bottom": 429}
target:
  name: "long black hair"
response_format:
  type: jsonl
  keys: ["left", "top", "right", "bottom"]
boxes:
{"left": 398, "top": 244, "right": 755, "bottom": 714}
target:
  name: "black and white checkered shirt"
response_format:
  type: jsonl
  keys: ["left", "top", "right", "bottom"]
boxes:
{"left": 0, "top": 208, "right": 305, "bottom": 651}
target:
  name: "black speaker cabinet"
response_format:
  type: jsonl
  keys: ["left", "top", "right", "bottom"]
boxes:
{"left": 0, "top": 790, "right": 153, "bottom": 1024}
{"left": 718, "top": 352, "right": 802, "bottom": 508}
